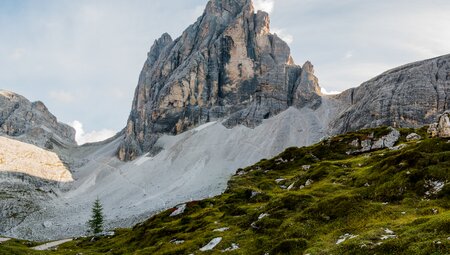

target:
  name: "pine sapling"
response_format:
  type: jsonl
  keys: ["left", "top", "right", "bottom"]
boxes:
{"left": 88, "top": 198, "right": 104, "bottom": 235}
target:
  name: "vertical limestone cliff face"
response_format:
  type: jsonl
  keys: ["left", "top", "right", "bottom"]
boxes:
{"left": 118, "top": 0, "right": 321, "bottom": 161}
{"left": 331, "top": 54, "right": 450, "bottom": 133}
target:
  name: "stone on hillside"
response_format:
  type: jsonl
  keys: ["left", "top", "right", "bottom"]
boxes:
{"left": 406, "top": 133, "right": 422, "bottom": 141}
{"left": 199, "top": 237, "right": 222, "bottom": 251}
{"left": 170, "top": 204, "right": 187, "bottom": 217}
{"left": 347, "top": 127, "right": 400, "bottom": 154}
{"left": 428, "top": 111, "right": 450, "bottom": 138}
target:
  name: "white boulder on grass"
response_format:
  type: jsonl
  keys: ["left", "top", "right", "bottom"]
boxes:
{"left": 200, "top": 237, "right": 222, "bottom": 251}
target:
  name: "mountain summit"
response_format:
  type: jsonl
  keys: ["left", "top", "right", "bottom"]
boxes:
{"left": 0, "top": 90, "right": 76, "bottom": 149}
{"left": 118, "top": 0, "right": 321, "bottom": 160}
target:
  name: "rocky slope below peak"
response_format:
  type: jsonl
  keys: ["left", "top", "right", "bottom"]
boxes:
{"left": 332, "top": 54, "right": 450, "bottom": 133}
{"left": 118, "top": 0, "right": 322, "bottom": 160}
{"left": 0, "top": 90, "right": 76, "bottom": 149}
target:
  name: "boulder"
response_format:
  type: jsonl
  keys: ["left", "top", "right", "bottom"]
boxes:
{"left": 406, "top": 133, "right": 422, "bottom": 141}
{"left": 428, "top": 111, "right": 450, "bottom": 138}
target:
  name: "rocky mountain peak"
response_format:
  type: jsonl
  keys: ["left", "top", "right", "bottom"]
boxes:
{"left": 205, "top": 0, "right": 251, "bottom": 16}
{"left": 117, "top": 0, "right": 321, "bottom": 161}
{"left": 302, "top": 61, "right": 314, "bottom": 73}
{"left": 0, "top": 90, "right": 76, "bottom": 149}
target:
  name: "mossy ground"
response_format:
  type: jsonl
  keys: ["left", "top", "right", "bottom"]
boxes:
{"left": 1, "top": 127, "right": 449, "bottom": 255}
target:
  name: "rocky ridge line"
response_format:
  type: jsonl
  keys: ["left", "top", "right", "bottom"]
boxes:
{"left": 118, "top": 0, "right": 322, "bottom": 161}
{"left": 0, "top": 90, "right": 76, "bottom": 149}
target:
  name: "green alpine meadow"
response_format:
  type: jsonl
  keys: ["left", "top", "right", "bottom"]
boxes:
{"left": 1, "top": 126, "right": 448, "bottom": 254}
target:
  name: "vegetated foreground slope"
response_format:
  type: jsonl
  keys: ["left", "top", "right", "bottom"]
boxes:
{"left": 2, "top": 126, "right": 448, "bottom": 254}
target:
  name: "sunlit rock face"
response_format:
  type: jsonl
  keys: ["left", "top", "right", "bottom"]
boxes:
{"left": 118, "top": 0, "right": 321, "bottom": 161}
{"left": 0, "top": 136, "right": 73, "bottom": 182}
{"left": 0, "top": 135, "right": 72, "bottom": 235}
{"left": 428, "top": 111, "right": 450, "bottom": 138}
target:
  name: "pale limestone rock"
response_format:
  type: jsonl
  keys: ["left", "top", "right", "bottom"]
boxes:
{"left": 347, "top": 127, "right": 400, "bottom": 154}
{"left": 428, "top": 111, "right": 450, "bottom": 138}
{"left": 118, "top": 0, "right": 321, "bottom": 161}
{"left": 406, "top": 133, "right": 421, "bottom": 141}
{"left": 0, "top": 136, "right": 73, "bottom": 182}
{"left": 200, "top": 237, "right": 222, "bottom": 251}
{"left": 332, "top": 55, "right": 450, "bottom": 134}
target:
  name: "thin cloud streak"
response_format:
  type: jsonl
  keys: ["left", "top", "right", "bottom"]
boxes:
{"left": 70, "top": 120, "right": 116, "bottom": 145}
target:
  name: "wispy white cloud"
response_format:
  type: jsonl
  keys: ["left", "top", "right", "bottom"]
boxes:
{"left": 253, "top": 0, "right": 274, "bottom": 14}
{"left": 70, "top": 120, "right": 116, "bottom": 145}
{"left": 272, "top": 28, "right": 294, "bottom": 44}
{"left": 344, "top": 51, "right": 354, "bottom": 60}
{"left": 320, "top": 87, "right": 341, "bottom": 95}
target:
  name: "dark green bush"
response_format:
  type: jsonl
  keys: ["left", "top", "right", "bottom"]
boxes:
{"left": 271, "top": 238, "right": 308, "bottom": 254}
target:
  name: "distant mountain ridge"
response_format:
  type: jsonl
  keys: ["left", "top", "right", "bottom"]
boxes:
{"left": 332, "top": 54, "right": 450, "bottom": 134}
{"left": 0, "top": 90, "right": 76, "bottom": 149}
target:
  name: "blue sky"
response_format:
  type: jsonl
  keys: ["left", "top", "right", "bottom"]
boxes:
{"left": 1, "top": 0, "right": 450, "bottom": 143}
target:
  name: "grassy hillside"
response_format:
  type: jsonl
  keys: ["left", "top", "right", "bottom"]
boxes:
{"left": 1, "top": 126, "right": 449, "bottom": 255}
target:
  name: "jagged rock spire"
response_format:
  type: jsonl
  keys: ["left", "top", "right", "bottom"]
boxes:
{"left": 118, "top": 0, "right": 321, "bottom": 161}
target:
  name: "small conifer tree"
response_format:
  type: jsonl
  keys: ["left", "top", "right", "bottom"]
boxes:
{"left": 88, "top": 198, "right": 104, "bottom": 235}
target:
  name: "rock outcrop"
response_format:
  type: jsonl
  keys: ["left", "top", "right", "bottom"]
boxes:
{"left": 0, "top": 136, "right": 73, "bottom": 234}
{"left": 346, "top": 127, "right": 401, "bottom": 154}
{"left": 0, "top": 90, "right": 76, "bottom": 149}
{"left": 119, "top": 0, "right": 450, "bottom": 161}
{"left": 428, "top": 111, "right": 450, "bottom": 138}
{"left": 118, "top": 0, "right": 321, "bottom": 160}
{"left": 332, "top": 55, "right": 450, "bottom": 133}
{"left": 0, "top": 136, "right": 73, "bottom": 182}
